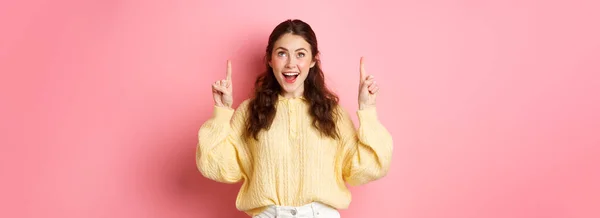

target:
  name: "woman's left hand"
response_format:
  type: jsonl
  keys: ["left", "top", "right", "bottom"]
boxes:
{"left": 358, "top": 57, "right": 379, "bottom": 110}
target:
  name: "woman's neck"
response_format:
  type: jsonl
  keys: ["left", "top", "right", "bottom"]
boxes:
{"left": 280, "top": 88, "right": 304, "bottom": 99}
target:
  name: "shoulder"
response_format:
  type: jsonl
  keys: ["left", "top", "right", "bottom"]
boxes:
{"left": 332, "top": 103, "right": 358, "bottom": 137}
{"left": 333, "top": 103, "right": 353, "bottom": 123}
{"left": 232, "top": 98, "right": 253, "bottom": 115}
{"left": 238, "top": 98, "right": 252, "bottom": 108}
{"left": 229, "top": 99, "right": 253, "bottom": 125}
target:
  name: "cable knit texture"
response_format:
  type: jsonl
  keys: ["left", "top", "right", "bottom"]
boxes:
{"left": 196, "top": 95, "right": 393, "bottom": 216}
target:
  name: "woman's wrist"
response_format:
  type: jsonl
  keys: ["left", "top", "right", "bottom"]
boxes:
{"left": 359, "top": 103, "right": 376, "bottom": 110}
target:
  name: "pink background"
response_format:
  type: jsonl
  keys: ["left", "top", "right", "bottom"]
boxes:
{"left": 1, "top": 0, "right": 599, "bottom": 217}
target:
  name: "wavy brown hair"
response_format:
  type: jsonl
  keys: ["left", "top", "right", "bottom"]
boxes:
{"left": 244, "top": 19, "right": 340, "bottom": 140}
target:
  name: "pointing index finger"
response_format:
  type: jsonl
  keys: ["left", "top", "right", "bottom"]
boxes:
{"left": 360, "top": 56, "right": 366, "bottom": 81}
{"left": 226, "top": 60, "right": 232, "bottom": 81}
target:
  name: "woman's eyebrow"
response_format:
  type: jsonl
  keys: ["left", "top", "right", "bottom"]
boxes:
{"left": 275, "top": 47, "right": 308, "bottom": 52}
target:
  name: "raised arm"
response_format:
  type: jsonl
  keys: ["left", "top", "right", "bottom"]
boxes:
{"left": 340, "top": 57, "right": 393, "bottom": 186}
{"left": 338, "top": 106, "right": 393, "bottom": 186}
{"left": 196, "top": 60, "right": 250, "bottom": 183}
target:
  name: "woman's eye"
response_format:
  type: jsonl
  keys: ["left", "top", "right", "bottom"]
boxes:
{"left": 278, "top": 51, "right": 287, "bottom": 57}
{"left": 297, "top": 53, "right": 305, "bottom": 58}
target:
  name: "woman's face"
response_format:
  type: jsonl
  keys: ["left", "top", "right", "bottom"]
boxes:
{"left": 269, "top": 33, "right": 316, "bottom": 98}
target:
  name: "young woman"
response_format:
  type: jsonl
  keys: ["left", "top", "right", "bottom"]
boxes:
{"left": 196, "top": 19, "right": 393, "bottom": 218}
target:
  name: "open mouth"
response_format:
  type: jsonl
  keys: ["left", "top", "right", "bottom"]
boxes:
{"left": 283, "top": 72, "right": 299, "bottom": 83}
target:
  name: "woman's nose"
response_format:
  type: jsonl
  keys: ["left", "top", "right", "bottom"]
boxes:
{"left": 286, "top": 58, "right": 297, "bottom": 68}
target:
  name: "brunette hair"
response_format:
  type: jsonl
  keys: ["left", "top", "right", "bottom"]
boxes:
{"left": 245, "top": 19, "right": 340, "bottom": 140}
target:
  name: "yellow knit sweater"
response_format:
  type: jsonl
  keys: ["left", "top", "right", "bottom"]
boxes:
{"left": 196, "top": 95, "right": 393, "bottom": 216}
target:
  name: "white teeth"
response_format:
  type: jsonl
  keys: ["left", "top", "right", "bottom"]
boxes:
{"left": 283, "top": 72, "right": 299, "bottom": 76}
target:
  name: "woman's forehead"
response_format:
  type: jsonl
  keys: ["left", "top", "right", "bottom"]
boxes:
{"left": 274, "top": 34, "right": 311, "bottom": 49}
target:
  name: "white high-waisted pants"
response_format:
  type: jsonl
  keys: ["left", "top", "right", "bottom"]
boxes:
{"left": 252, "top": 202, "right": 341, "bottom": 218}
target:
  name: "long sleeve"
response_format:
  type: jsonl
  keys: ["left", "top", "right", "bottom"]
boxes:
{"left": 338, "top": 106, "right": 394, "bottom": 186}
{"left": 196, "top": 101, "right": 250, "bottom": 184}
{"left": 196, "top": 97, "right": 393, "bottom": 215}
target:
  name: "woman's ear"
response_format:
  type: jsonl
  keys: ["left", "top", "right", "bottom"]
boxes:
{"left": 310, "top": 54, "right": 319, "bottom": 68}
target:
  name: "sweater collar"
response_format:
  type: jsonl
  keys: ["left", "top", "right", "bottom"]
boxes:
{"left": 277, "top": 94, "right": 306, "bottom": 102}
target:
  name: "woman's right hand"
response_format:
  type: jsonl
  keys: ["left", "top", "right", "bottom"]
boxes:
{"left": 212, "top": 60, "right": 233, "bottom": 108}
